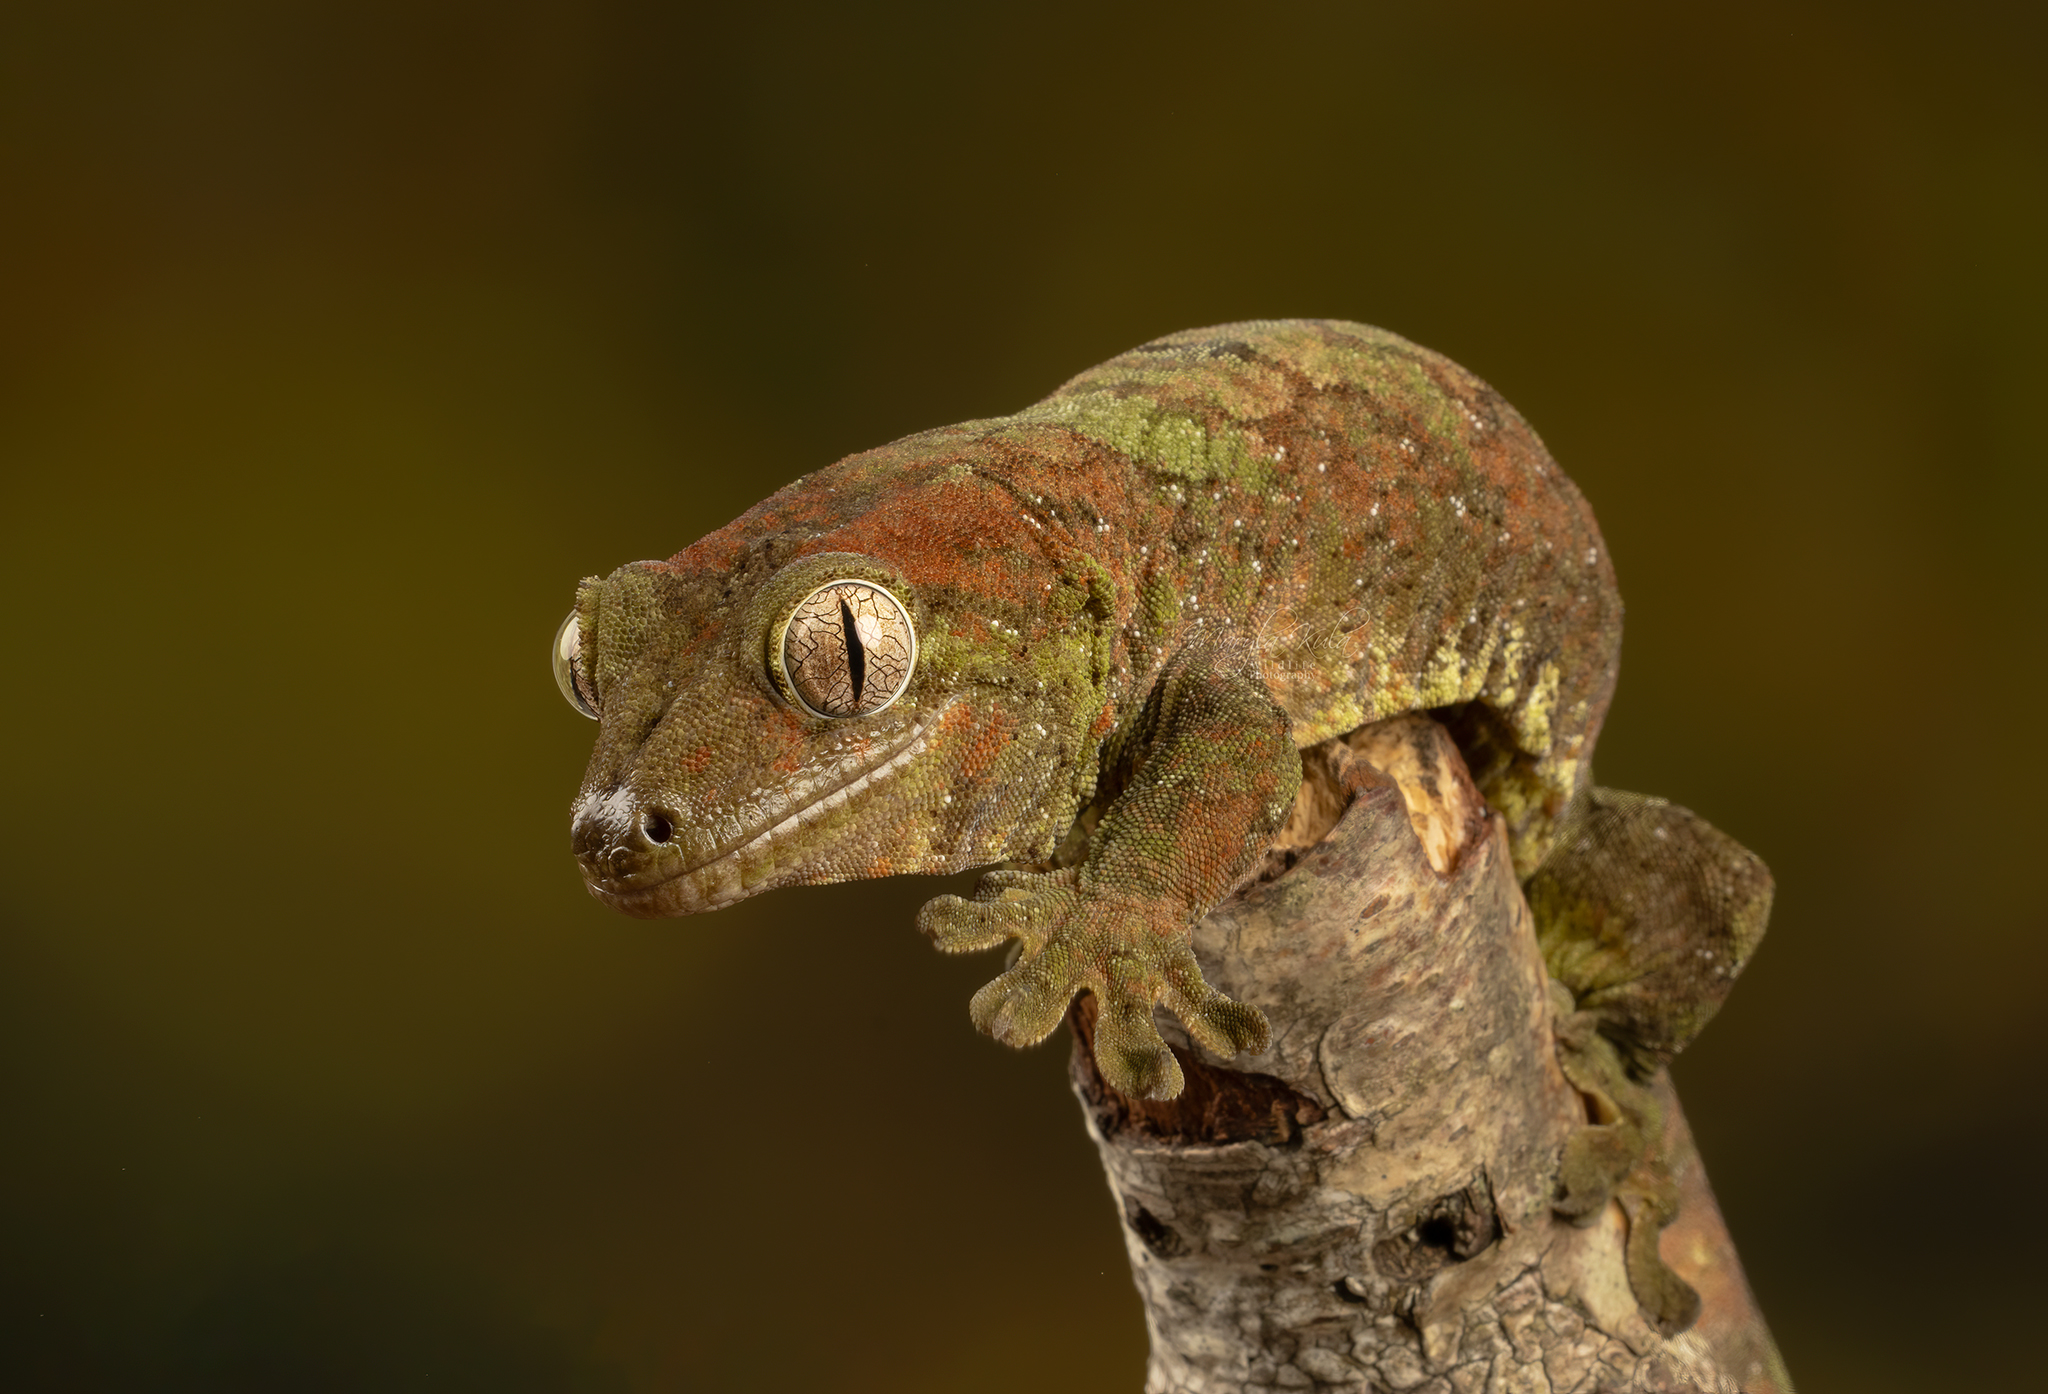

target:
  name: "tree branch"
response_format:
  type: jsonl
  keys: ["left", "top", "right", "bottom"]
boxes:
{"left": 1067, "top": 716, "right": 1791, "bottom": 1393}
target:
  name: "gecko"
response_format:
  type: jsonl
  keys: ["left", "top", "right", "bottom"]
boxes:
{"left": 554, "top": 320, "right": 1770, "bottom": 1331}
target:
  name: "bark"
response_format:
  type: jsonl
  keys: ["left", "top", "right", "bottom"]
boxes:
{"left": 1068, "top": 717, "right": 1792, "bottom": 1393}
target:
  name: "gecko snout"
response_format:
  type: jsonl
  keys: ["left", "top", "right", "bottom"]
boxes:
{"left": 571, "top": 794, "right": 682, "bottom": 890}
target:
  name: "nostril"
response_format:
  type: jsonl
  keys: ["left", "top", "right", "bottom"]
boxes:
{"left": 641, "top": 810, "right": 674, "bottom": 845}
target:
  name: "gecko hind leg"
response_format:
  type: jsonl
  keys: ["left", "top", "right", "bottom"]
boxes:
{"left": 1551, "top": 998, "right": 1703, "bottom": 1334}
{"left": 1529, "top": 785, "right": 1774, "bottom": 1068}
{"left": 1533, "top": 787, "right": 1772, "bottom": 1336}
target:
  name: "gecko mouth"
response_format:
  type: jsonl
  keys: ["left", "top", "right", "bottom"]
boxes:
{"left": 581, "top": 702, "right": 954, "bottom": 918}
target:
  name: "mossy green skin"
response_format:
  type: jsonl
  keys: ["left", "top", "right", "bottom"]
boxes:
{"left": 568, "top": 320, "right": 1638, "bottom": 1105}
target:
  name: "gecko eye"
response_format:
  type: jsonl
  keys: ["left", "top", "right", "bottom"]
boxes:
{"left": 553, "top": 610, "right": 598, "bottom": 719}
{"left": 781, "top": 580, "right": 917, "bottom": 718}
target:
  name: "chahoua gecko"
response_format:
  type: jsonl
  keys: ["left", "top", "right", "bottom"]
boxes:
{"left": 554, "top": 320, "right": 1771, "bottom": 1333}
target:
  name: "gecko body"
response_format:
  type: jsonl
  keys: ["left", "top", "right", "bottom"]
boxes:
{"left": 559, "top": 321, "right": 1770, "bottom": 1332}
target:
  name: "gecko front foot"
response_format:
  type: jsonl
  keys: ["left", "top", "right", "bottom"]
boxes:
{"left": 918, "top": 868, "right": 1270, "bottom": 1100}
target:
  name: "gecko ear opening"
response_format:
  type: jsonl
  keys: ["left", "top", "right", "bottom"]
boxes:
{"left": 778, "top": 580, "right": 918, "bottom": 718}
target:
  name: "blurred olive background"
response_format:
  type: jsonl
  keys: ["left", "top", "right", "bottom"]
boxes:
{"left": 1, "top": 1, "right": 2041, "bottom": 1389}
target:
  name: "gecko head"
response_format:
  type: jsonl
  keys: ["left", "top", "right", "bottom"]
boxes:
{"left": 559, "top": 548, "right": 957, "bottom": 917}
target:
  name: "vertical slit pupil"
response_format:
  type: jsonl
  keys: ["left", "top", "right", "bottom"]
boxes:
{"left": 839, "top": 594, "right": 866, "bottom": 703}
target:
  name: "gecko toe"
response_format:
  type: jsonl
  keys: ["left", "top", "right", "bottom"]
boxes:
{"left": 919, "top": 869, "right": 1078, "bottom": 954}
{"left": 1163, "top": 964, "right": 1271, "bottom": 1059}
{"left": 917, "top": 894, "right": 1032, "bottom": 953}
{"left": 967, "top": 944, "right": 1078, "bottom": 1047}
{"left": 1091, "top": 993, "right": 1186, "bottom": 1101}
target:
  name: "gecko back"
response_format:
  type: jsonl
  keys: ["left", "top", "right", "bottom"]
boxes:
{"left": 1002, "top": 319, "right": 1623, "bottom": 877}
